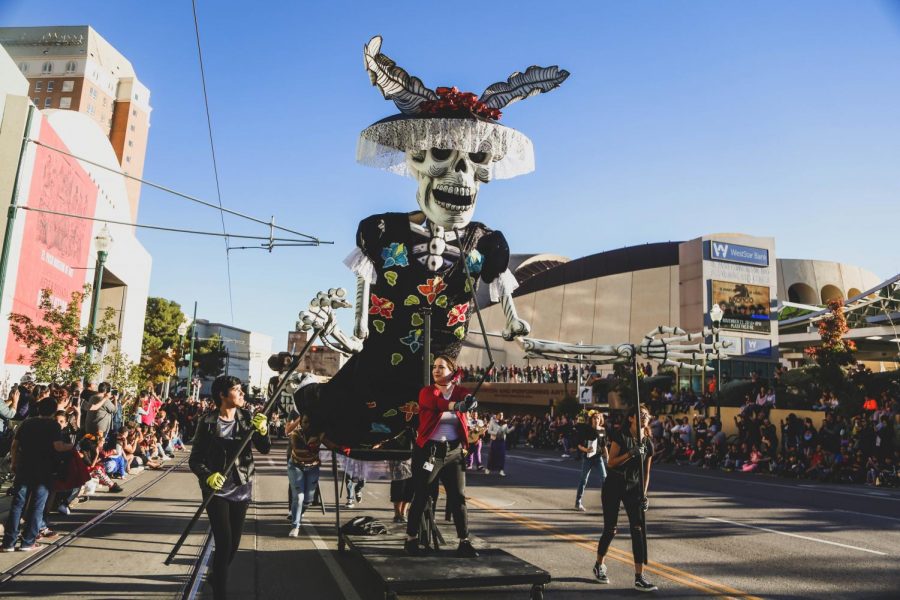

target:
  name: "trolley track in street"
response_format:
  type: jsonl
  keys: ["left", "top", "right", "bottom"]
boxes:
{"left": 0, "top": 454, "right": 203, "bottom": 588}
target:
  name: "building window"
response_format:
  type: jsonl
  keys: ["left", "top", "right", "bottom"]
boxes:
{"left": 46, "top": 81, "right": 54, "bottom": 92}
{"left": 129, "top": 124, "right": 135, "bottom": 132}
{"left": 87, "top": 103, "right": 95, "bottom": 115}
{"left": 62, "top": 80, "right": 74, "bottom": 92}
{"left": 125, "top": 156, "right": 131, "bottom": 163}
{"left": 33, "top": 97, "right": 41, "bottom": 106}
{"left": 65, "top": 60, "right": 76, "bottom": 73}
{"left": 59, "top": 97, "right": 72, "bottom": 109}
{"left": 127, "top": 140, "right": 133, "bottom": 147}
{"left": 89, "top": 87, "right": 97, "bottom": 99}
{"left": 42, "top": 61, "right": 53, "bottom": 73}
{"left": 44, "top": 97, "right": 52, "bottom": 108}
{"left": 34, "top": 81, "right": 43, "bottom": 92}
{"left": 102, "top": 98, "right": 107, "bottom": 107}
{"left": 134, "top": 93, "right": 139, "bottom": 101}
{"left": 132, "top": 109, "right": 137, "bottom": 116}
{"left": 18, "top": 62, "right": 28, "bottom": 73}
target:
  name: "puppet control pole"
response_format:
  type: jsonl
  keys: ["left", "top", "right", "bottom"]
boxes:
{"left": 630, "top": 347, "right": 649, "bottom": 565}
{"left": 455, "top": 227, "right": 495, "bottom": 394}
{"left": 165, "top": 330, "right": 320, "bottom": 565}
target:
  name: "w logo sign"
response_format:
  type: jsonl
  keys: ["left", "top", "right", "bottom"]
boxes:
{"left": 712, "top": 243, "right": 729, "bottom": 259}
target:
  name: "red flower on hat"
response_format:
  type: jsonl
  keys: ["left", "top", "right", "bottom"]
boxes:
{"left": 420, "top": 86, "right": 502, "bottom": 120}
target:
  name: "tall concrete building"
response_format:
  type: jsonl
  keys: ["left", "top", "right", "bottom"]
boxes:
{"left": 0, "top": 26, "right": 151, "bottom": 221}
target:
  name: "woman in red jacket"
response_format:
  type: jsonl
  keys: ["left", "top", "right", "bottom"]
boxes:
{"left": 404, "top": 355, "right": 479, "bottom": 557}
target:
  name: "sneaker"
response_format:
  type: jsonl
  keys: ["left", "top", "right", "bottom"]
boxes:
{"left": 17, "top": 545, "right": 38, "bottom": 552}
{"left": 1, "top": 546, "right": 15, "bottom": 553}
{"left": 58, "top": 505, "right": 71, "bottom": 515}
{"left": 109, "top": 483, "right": 123, "bottom": 493}
{"left": 499, "top": 470, "right": 506, "bottom": 477}
{"left": 477, "top": 466, "right": 484, "bottom": 471}
{"left": 355, "top": 493, "right": 362, "bottom": 503}
{"left": 456, "top": 539, "right": 479, "bottom": 558}
{"left": 561, "top": 454, "right": 570, "bottom": 458}
{"left": 483, "top": 469, "right": 490, "bottom": 474}
{"left": 37, "top": 528, "right": 58, "bottom": 540}
{"left": 345, "top": 500, "right": 355, "bottom": 508}
{"left": 593, "top": 561, "right": 609, "bottom": 584}
{"left": 575, "top": 502, "right": 586, "bottom": 512}
{"left": 635, "top": 574, "right": 658, "bottom": 592}
{"left": 288, "top": 527, "right": 299, "bottom": 538}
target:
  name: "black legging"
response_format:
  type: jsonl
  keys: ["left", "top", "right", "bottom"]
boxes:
{"left": 206, "top": 495, "right": 249, "bottom": 600}
{"left": 406, "top": 442, "right": 468, "bottom": 540}
{"left": 596, "top": 473, "right": 647, "bottom": 564}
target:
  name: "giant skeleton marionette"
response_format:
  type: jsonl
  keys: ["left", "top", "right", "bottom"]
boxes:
{"left": 295, "top": 37, "right": 727, "bottom": 452}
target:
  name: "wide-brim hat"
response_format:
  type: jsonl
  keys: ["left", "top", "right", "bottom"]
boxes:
{"left": 357, "top": 36, "right": 567, "bottom": 181}
{"left": 357, "top": 114, "right": 535, "bottom": 180}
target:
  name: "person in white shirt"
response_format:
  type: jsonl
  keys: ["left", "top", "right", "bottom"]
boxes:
{"left": 575, "top": 412, "right": 609, "bottom": 511}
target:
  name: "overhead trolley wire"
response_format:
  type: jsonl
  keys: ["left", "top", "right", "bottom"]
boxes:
{"left": 192, "top": 0, "right": 236, "bottom": 324}
{"left": 26, "top": 139, "right": 328, "bottom": 244}
{"left": 18, "top": 206, "right": 321, "bottom": 244}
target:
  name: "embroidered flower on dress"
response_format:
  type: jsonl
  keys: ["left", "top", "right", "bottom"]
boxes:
{"left": 369, "top": 294, "right": 395, "bottom": 319}
{"left": 399, "top": 329, "right": 424, "bottom": 353}
{"left": 417, "top": 276, "right": 447, "bottom": 304}
{"left": 447, "top": 303, "right": 469, "bottom": 327}
{"left": 381, "top": 243, "right": 409, "bottom": 268}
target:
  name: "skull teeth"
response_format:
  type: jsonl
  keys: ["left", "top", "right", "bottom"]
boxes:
{"left": 432, "top": 187, "right": 475, "bottom": 210}
{"left": 436, "top": 184, "right": 472, "bottom": 197}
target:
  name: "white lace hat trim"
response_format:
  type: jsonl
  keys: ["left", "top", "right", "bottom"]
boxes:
{"left": 357, "top": 116, "right": 534, "bottom": 180}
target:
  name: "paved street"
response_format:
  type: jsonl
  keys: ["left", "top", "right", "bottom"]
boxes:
{"left": 1, "top": 443, "right": 897, "bottom": 599}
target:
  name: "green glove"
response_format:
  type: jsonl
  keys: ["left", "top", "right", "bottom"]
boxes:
{"left": 251, "top": 413, "right": 268, "bottom": 436}
{"left": 206, "top": 472, "right": 226, "bottom": 491}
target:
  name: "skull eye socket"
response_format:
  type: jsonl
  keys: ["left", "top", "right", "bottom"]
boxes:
{"left": 468, "top": 152, "right": 489, "bottom": 164}
{"left": 430, "top": 148, "right": 453, "bottom": 161}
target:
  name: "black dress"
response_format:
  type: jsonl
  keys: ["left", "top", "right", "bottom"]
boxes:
{"left": 298, "top": 212, "right": 509, "bottom": 449}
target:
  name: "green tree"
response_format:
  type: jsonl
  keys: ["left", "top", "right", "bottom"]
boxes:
{"left": 8, "top": 285, "right": 118, "bottom": 384}
{"left": 194, "top": 333, "right": 227, "bottom": 379}
{"left": 805, "top": 299, "right": 859, "bottom": 411}
{"left": 141, "top": 297, "right": 186, "bottom": 384}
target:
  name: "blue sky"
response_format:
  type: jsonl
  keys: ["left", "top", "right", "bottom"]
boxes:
{"left": 3, "top": 1, "right": 900, "bottom": 348}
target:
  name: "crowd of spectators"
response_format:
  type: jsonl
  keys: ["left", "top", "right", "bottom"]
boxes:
{"left": 460, "top": 363, "right": 600, "bottom": 384}
{"left": 648, "top": 389, "right": 899, "bottom": 487}
{"left": 0, "top": 375, "right": 204, "bottom": 550}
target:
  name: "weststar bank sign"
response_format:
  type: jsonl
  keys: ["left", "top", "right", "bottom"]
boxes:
{"left": 707, "top": 241, "right": 769, "bottom": 267}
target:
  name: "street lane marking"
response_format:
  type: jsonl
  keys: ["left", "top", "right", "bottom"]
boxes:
{"left": 834, "top": 509, "right": 900, "bottom": 523}
{"left": 303, "top": 522, "right": 363, "bottom": 600}
{"left": 467, "top": 495, "right": 761, "bottom": 599}
{"left": 702, "top": 516, "right": 888, "bottom": 556}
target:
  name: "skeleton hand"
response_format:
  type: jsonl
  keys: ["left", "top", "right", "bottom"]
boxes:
{"left": 297, "top": 289, "right": 364, "bottom": 355}
{"left": 502, "top": 317, "right": 531, "bottom": 341}
{"left": 638, "top": 326, "right": 729, "bottom": 372}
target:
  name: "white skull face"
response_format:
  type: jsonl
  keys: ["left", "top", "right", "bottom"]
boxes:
{"left": 406, "top": 147, "right": 492, "bottom": 229}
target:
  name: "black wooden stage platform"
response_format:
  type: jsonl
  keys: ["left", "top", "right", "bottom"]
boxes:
{"left": 340, "top": 521, "right": 550, "bottom": 600}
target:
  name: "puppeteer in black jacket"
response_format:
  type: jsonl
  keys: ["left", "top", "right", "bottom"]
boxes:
{"left": 189, "top": 407, "right": 271, "bottom": 493}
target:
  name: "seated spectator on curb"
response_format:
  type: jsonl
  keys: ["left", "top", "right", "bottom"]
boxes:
{"left": 2, "top": 397, "right": 74, "bottom": 551}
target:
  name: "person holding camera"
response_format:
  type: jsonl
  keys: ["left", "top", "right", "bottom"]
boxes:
{"left": 575, "top": 411, "right": 609, "bottom": 512}
{"left": 592, "top": 404, "right": 657, "bottom": 592}
{"left": 404, "top": 355, "right": 479, "bottom": 558}
{"left": 189, "top": 375, "right": 270, "bottom": 600}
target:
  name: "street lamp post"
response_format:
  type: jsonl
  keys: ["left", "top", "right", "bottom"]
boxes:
{"left": 186, "top": 301, "right": 198, "bottom": 400}
{"left": 165, "top": 320, "right": 189, "bottom": 399}
{"left": 87, "top": 225, "right": 113, "bottom": 366}
{"left": 709, "top": 303, "right": 724, "bottom": 418}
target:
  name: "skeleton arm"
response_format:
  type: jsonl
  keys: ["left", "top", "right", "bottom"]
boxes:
{"left": 519, "top": 326, "right": 730, "bottom": 372}
{"left": 500, "top": 289, "right": 531, "bottom": 341}
{"left": 353, "top": 276, "right": 370, "bottom": 340}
